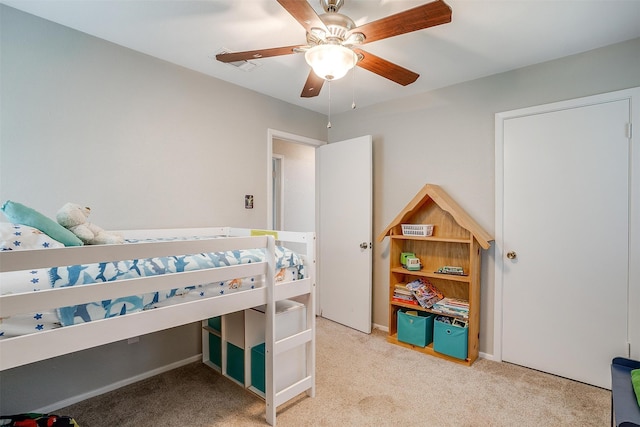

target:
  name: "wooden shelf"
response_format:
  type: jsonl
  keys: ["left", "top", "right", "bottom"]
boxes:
{"left": 389, "top": 300, "right": 469, "bottom": 321}
{"left": 386, "top": 334, "right": 472, "bottom": 366}
{"left": 390, "top": 267, "right": 471, "bottom": 283}
{"left": 379, "top": 184, "right": 493, "bottom": 366}
{"left": 390, "top": 235, "right": 472, "bottom": 244}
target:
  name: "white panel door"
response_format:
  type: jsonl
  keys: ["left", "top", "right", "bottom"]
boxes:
{"left": 500, "top": 99, "right": 630, "bottom": 388}
{"left": 317, "top": 136, "right": 372, "bottom": 333}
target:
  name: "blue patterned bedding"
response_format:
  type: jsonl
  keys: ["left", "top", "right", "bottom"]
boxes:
{"left": 0, "top": 240, "right": 304, "bottom": 338}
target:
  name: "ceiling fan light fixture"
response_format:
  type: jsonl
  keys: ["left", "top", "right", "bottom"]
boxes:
{"left": 304, "top": 44, "right": 357, "bottom": 81}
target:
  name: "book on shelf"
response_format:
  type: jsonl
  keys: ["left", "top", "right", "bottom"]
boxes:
{"left": 392, "top": 291, "right": 413, "bottom": 299}
{"left": 392, "top": 297, "right": 419, "bottom": 306}
{"left": 393, "top": 286, "right": 413, "bottom": 297}
{"left": 432, "top": 297, "right": 469, "bottom": 318}
{"left": 405, "top": 278, "right": 443, "bottom": 309}
{"left": 393, "top": 283, "right": 419, "bottom": 304}
{"left": 392, "top": 289, "right": 418, "bottom": 303}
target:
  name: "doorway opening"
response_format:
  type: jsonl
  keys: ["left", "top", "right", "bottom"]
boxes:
{"left": 266, "top": 129, "right": 324, "bottom": 233}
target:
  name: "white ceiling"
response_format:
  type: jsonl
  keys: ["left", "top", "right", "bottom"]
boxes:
{"left": 3, "top": 0, "right": 640, "bottom": 114}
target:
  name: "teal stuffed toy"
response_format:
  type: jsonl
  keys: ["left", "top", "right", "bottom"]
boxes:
{"left": 1, "top": 200, "right": 83, "bottom": 246}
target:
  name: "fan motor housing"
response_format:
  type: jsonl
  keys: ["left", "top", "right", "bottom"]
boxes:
{"left": 319, "top": 12, "right": 355, "bottom": 41}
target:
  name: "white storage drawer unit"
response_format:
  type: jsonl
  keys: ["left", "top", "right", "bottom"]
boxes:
{"left": 246, "top": 300, "right": 307, "bottom": 395}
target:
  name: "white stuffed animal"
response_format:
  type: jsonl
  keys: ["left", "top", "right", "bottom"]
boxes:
{"left": 56, "top": 203, "right": 124, "bottom": 245}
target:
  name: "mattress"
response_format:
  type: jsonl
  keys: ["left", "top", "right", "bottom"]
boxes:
{"left": 0, "top": 229, "right": 303, "bottom": 339}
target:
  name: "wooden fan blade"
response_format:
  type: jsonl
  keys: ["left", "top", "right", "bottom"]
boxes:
{"left": 301, "top": 69, "right": 325, "bottom": 98}
{"left": 277, "top": 0, "right": 328, "bottom": 33}
{"left": 216, "top": 45, "right": 303, "bottom": 63}
{"left": 353, "top": 49, "right": 419, "bottom": 86}
{"left": 349, "top": 0, "right": 451, "bottom": 44}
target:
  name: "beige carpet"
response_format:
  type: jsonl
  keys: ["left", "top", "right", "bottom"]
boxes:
{"left": 59, "top": 317, "right": 610, "bottom": 426}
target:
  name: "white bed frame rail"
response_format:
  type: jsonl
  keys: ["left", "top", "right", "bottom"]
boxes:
{"left": 0, "top": 227, "right": 315, "bottom": 426}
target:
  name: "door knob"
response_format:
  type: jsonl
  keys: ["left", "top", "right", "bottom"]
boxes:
{"left": 360, "top": 242, "right": 369, "bottom": 249}
{"left": 506, "top": 251, "right": 517, "bottom": 260}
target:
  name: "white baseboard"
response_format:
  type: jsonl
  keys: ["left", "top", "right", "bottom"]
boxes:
{"left": 34, "top": 354, "right": 202, "bottom": 414}
{"left": 479, "top": 351, "right": 496, "bottom": 361}
{"left": 372, "top": 322, "right": 388, "bottom": 333}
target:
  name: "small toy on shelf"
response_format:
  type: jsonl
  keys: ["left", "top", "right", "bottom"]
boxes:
{"left": 400, "top": 252, "right": 415, "bottom": 267}
{"left": 405, "top": 256, "right": 421, "bottom": 271}
{"left": 436, "top": 266, "right": 465, "bottom": 275}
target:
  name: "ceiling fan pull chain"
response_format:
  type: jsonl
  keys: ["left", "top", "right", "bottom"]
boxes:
{"left": 352, "top": 67, "right": 357, "bottom": 110}
{"left": 327, "top": 80, "right": 332, "bottom": 129}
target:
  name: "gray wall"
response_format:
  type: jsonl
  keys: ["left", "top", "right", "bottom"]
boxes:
{"left": 0, "top": 5, "right": 327, "bottom": 230}
{"left": 3, "top": 1, "right": 640, "bottom": 414}
{"left": 328, "top": 37, "right": 640, "bottom": 356}
{"left": 0, "top": 5, "right": 326, "bottom": 414}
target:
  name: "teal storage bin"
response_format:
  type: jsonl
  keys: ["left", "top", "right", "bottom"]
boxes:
{"left": 207, "top": 316, "right": 221, "bottom": 332}
{"left": 397, "top": 309, "right": 433, "bottom": 347}
{"left": 433, "top": 317, "right": 468, "bottom": 360}
{"left": 226, "top": 343, "right": 244, "bottom": 383}
{"left": 251, "top": 343, "right": 266, "bottom": 393}
{"left": 208, "top": 333, "right": 221, "bottom": 367}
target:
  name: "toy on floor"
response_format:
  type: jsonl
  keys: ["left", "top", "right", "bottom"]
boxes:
{"left": 56, "top": 202, "right": 123, "bottom": 245}
{"left": 0, "top": 413, "right": 80, "bottom": 426}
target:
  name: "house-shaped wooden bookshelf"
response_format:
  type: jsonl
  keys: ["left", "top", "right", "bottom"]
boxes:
{"left": 378, "top": 184, "right": 493, "bottom": 365}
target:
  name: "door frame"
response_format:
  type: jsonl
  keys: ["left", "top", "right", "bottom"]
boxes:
{"left": 266, "top": 128, "right": 325, "bottom": 232}
{"left": 272, "top": 154, "right": 284, "bottom": 230}
{"left": 494, "top": 87, "right": 640, "bottom": 361}
{"left": 267, "top": 129, "right": 325, "bottom": 312}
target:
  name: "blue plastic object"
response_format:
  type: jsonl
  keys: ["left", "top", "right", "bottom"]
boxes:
{"left": 611, "top": 357, "right": 640, "bottom": 426}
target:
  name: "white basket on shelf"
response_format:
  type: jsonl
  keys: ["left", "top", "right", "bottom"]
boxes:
{"left": 401, "top": 224, "right": 434, "bottom": 237}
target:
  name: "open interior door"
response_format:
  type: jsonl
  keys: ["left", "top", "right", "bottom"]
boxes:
{"left": 317, "top": 136, "right": 372, "bottom": 333}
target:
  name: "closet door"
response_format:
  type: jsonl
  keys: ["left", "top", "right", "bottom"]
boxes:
{"left": 498, "top": 96, "right": 630, "bottom": 389}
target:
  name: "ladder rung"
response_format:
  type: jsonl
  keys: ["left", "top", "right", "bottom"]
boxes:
{"left": 274, "top": 375, "right": 313, "bottom": 407}
{"left": 274, "top": 328, "right": 312, "bottom": 355}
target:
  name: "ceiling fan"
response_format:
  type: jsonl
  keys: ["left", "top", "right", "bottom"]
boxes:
{"left": 216, "top": 0, "right": 452, "bottom": 98}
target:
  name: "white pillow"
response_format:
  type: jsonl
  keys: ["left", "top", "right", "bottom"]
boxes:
{"left": 0, "top": 222, "right": 65, "bottom": 251}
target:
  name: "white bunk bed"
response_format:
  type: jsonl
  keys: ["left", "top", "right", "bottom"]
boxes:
{"left": 0, "top": 226, "right": 316, "bottom": 426}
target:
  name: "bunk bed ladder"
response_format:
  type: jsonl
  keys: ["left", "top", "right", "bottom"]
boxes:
{"left": 265, "top": 233, "right": 316, "bottom": 426}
